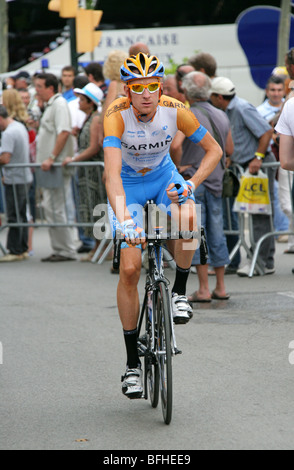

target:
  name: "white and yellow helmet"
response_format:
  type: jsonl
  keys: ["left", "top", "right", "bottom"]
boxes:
{"left": 120, "top": 52, "right": 165, "bottom": 82}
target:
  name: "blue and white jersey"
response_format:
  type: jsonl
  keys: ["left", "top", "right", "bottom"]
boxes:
{"left": 103, "top": 95, "right": 207, "bottom": 177}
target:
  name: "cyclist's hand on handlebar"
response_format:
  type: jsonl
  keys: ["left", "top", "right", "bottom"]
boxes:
{"left": 166, "top": 180, "right": 194, "bottom": 205}
{"left": 121, "top": 219, "right": 146, "bottom": 247}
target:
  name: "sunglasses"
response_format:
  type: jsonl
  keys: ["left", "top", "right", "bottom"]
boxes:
{"left": 127, "top": 82, "right": 160, "bottom": 94}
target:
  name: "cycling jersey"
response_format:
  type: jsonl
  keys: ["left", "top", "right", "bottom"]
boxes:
{"left": 104, "top": 94, "right": 206, "bottom": 246}
{"left": 103, "top": 95, "right": 207, "bottom": 177}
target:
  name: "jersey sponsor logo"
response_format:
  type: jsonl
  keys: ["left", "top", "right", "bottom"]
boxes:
{"left": 137, "top": 167, "right": 153, "bottom": 175}
{"left": 127, "top": 131, "right": 136, "bottom": 138}
{"left": 162, "top": 100, "right": 186, "bottom": 109}
{"left": 106, "top": 101, "right": 129, "bottom": 117}
{"left": 121, "top": 135, "right": 172, "bottom": 151}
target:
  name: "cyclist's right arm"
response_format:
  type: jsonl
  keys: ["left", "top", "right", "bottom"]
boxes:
{"left": 104, "top": 146, "right": 145, "bottom": 244}
{"left": 103, "top": 100, "right": 145, "bottom": 244}
{"left": 103, "top": 99, "right": 130, "bottom": 225}
{"left": 104, "top": 146, "right": 128, "bottom": 223}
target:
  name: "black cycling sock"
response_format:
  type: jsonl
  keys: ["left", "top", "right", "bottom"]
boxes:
{"left": 172, "top": 265, "right": 190, "bottom": 296}
{"left": 123, "top": 328, "right": 140, "bottom": 369}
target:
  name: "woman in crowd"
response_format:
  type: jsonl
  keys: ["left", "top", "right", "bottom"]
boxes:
{"left": 101, "top": 49, "right": 128, "bottom": 121}
{"left": 63, "top": 82, "right": 105, "bottom": 260}
{"left": 2, "top": 88, "right": 36, "bottom": 255}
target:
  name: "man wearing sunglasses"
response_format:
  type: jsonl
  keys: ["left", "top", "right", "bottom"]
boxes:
{"left": 103, "top": 53, "right": 222, "bottom": 399}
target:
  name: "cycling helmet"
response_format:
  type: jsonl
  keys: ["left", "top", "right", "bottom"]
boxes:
{"left": 120, "top": 53, "right": 165, "bottom": 82}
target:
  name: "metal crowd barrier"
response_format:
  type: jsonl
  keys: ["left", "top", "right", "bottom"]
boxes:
{"left": 0, "top": 161, "right": 112, "bottom": 264}
{"left": 1, "top": 161, "right": 293, "bottom": 274}
{"left": 224, "top": 161, "right": 294, "bottom": 277}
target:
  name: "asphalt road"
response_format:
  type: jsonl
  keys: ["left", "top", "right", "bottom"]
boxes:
{"left": 0, "top": 227, "right": 294, "bottom": 450}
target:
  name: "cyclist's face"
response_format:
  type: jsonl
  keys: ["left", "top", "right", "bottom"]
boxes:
{"left": 126, "top": 78, "right": 161, "bottom": 118}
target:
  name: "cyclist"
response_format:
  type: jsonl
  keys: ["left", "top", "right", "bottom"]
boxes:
{"left": 103, "top": 53, "right": 222, "bottom": 398}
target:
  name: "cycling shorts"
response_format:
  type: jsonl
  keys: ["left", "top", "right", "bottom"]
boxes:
{"left": 108, "top": 157, "right": 195, "bottom": 248}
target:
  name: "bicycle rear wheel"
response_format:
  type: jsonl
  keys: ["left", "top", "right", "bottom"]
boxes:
{"left": 155, "top": 281, "right": 173, "bottom": 425}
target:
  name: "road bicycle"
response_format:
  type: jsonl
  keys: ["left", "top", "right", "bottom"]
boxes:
{"left": 113, "top": 201, "right": 208, "bottom": 424}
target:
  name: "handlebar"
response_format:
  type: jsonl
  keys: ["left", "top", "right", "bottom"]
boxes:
{"left": 112, "top": 227, "right": 208, "bottom": 270}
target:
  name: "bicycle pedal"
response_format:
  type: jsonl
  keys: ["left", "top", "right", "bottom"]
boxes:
{"left": 175, "top": 348, "right": 182, "bottom": 355}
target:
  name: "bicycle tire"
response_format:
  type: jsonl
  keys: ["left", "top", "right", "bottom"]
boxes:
{"left": 155, "top": 281, "right": 173, "bottom": 425}
{"left": 144, "top": 292, "right": 160, "bottom": 408}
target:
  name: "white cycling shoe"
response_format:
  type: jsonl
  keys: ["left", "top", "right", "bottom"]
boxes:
{"left": 171, "top": 293, "right": 193, "bottom": 324}
{"left": 121, "top": 367, "right": 143, "bottom": 399}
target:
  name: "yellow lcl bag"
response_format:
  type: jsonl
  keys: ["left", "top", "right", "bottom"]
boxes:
{"left": 233, "top": 170, "right": 272, "bottom": 215}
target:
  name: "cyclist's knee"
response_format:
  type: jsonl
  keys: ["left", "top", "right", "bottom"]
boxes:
{"left": 120, "top": 250, "right": 141, "bottom": 285}
{"left": 120, "top": 264, "right": 141, "bottom": 286}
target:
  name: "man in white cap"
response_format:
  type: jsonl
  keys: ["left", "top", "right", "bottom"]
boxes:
{"left": 210, "top": 76, "right": 275, "bottom": 277}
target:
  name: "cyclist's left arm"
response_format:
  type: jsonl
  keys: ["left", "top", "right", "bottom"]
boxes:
{"left": 176, "top": 107, "right": 222, "bottom": 189}
{"left": 188, "top": 131, "right": 222, "bottom": 189}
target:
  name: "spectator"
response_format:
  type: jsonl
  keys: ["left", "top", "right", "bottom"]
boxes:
{"left": 128, "top": 42, "right": 150, "bottom": 56}
{"left": 102, "top": 50, "right": 128, "bottom": 118}
{"left": 3, "top": 88, "right": 37, "bottom": 256}
{"left": 12, "top": 70, "right": 38, "bottom": 111}
{"left": 163, "top": 74, "right": 185, "bottom": 103}
{"left": 272, "top": 66, "right": 291, "bottom": 93}
{"left": 257, "top": 75, "right": 293, "bottom": 249}
{"left": 13, "top": 71, "right": 31, "bottom": 91}
{"left": 275, "top": 95, "right": 294, "bottom": 274}
{"left": 3, "top": 76, "right": 15, "bottom": 90}
{"left": 68, "top": 75, "right": 89, "bottom": 142}
{"left": 83, "top": 62, "right": 107, "bottom": 99}
{"left": 18, "top": 88, "right": 31, "bottom": 108}
{"left": 276, "top": 97, "right": 294, "bottom": 171}
{"left": 175, "top": 63, "right": 195, "bottom": 97}
{"left": 0, "top": 105, "right": 33, "bottom": 262}
{"left": 63, "top": 83, "right": 105, "bottom": 261}
{"left": 35, "top": 72, "right": 76, "bottom": 262}
{"left": 61, "top": 65, "right": 76, "bottom": 103}
{"left": 171, "top": 71, "right": 232, "bottom": 301}
{"left": 257, "top": 75, "right": 285, "bottom": 121}
{"left": 188, "top": 52, "right": 217, "bottom": 79}
{"left": 2, "top": 88, "right": 29, "bottom": 124}
{"left": 94, "top": 50, "right": 129, "bottom": 151}
{"left": 67, "top": 74, "right": 94, "bottom": 254}
{"left": 210, "top": 76, "right": 275, "bottom": 277}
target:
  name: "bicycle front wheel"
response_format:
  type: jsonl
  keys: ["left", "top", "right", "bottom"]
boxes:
{"left": 155, "top": 281, "right": 173, "bottom": 425}
{"left": 145, "top": 292, "right": 159, "bottom": 409}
